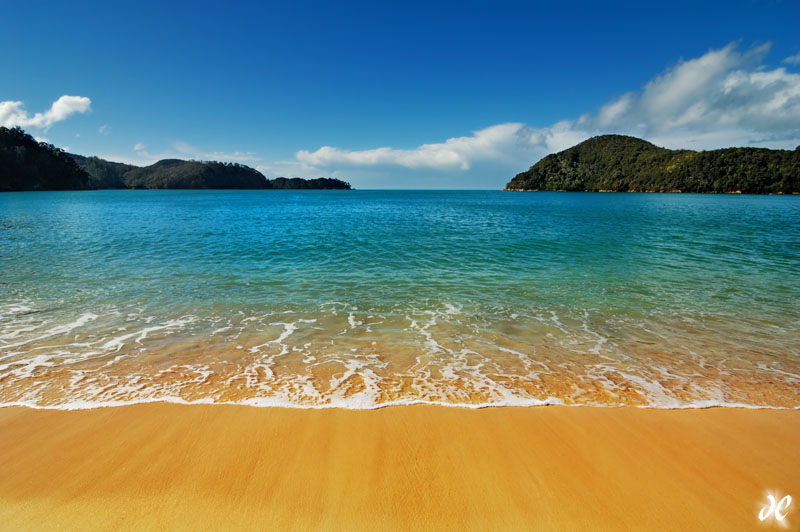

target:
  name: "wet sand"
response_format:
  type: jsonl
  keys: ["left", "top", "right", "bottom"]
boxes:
{"left": 0, "top": 404, "right": 798, "bottom": 531}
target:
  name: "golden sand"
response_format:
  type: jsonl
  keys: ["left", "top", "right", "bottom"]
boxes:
{"left": 0, "top": 404, "right": 798, "bottom": 531}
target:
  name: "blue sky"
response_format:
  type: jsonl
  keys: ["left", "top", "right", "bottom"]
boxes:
{"left": 2, "top": 0, "right": 799, "bottom": 188}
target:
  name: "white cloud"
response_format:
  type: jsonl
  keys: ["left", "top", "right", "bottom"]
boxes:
{"left": 256, "top": 160, "right": 322, "bottom": 178}
{"left": 173, "top": 141, "right": 198, "bottom": 155}
{"left": 603, "top": 42, "right": 800, "bottom": 140}
{"left": 783, "top": 51, "right": 800, "bottom": 65}
{"left": 204, "top": 151, "right": 261, "bottom": 162}
{"left": 298, "top": 122, "right": 541, "bottom": 171}
{"left": 116, "top": 141, "right": 264, "bottom": 168}
{"left": 164, "top": 141, "right": 263, "bottom": 163}
{"left": 0, "top": 95, "right": 91, "bottom": 130}
{"left": 98, "top": 124, "right": 110, "bottom": 135}
{"left": 596, "top": 93, "right": 633, "bottom": 127}
{"left": 290, "top": 42, "right": 800, "bottom": 179}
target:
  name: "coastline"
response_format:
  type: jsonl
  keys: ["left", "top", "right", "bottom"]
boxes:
{"left": 1, "top": 403, "right": 797, "bottom": 531}
{"left": 503, "top": 188, "right": 800, "bottom": 194}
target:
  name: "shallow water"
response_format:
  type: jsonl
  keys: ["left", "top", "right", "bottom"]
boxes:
{"left": 1, "top": 190, "right": 798, "bottom": 409}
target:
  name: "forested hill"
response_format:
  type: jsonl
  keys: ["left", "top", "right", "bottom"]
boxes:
{"left": 505, "top": 135, "right": 799, "bottom": 194}
{"left": 108, "top": 158, "right": 270, "bottom": 190}
{"left": 71, "top": 154, "right": 352, "bottom": 190}
{"left": 270, "top": 177, "right": 352, "bottom": 189}
{"left": 1, "top": 127, "right": 351, "bottom": 191}
{"left": 1, "top": 127, "right": 89, "bottom": 191}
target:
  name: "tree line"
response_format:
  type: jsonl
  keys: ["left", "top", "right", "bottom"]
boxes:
{"left": 505, "top": 135, "right": 799, "bottom": 194}
{"left": 1, "top": 127, "right": 351, "bottom": 191}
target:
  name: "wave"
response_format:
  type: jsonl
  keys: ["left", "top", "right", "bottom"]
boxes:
{"left": 1, "top": 302, "right": 798, "bottom": 412}
{"left": 3, "top": 396, "right": 799, "bottom": 412}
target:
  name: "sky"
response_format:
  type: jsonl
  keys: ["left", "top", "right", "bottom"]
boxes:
{"left": 2, "top": 0, "right": 799, "bottom": 189}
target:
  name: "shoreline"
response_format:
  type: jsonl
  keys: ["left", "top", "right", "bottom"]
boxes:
{"left": 503, "top": 188, "right": 800, "bottom": 194}
{"left": 2, "top": 398, "right": 799, "bottom": 411}
{"left": 1, "top": 403, "right": 798, "bottom": 530}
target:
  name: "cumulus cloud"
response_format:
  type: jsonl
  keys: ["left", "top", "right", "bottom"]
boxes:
{"left": 173, "top": 141, "right": 198, "bottom": 155}
{"left": 98, "top": 124, "right": 110, "bottom": 135}
{"left": 298, "top": 122, "right": 538, "bottom": 171}
{"left": 293, "top": 42, "right": 800, "bottom": 177}
{"left": 204, "top": 151, "right": 260, "bottom": 162}
{"left": 121, "top": 140, "right": 263, "bottom": 167}
{"left": 0, "top": 95, "right": 91, "bottom": 130}
{"left": 601, "top": 42, "right": 800, "bottom": 143}
{"left": 256, "top": 160, "right": 324, "bottom": 178}
{"left": 783, "top": 51, "right": 800, "bottom": 65}
{"left": 175, "top": 142, "right": 263, "bottom": 163}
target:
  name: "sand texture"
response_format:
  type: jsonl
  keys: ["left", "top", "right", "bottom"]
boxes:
{"left": 0, "top": 404, "right": 798, "bottom": 531}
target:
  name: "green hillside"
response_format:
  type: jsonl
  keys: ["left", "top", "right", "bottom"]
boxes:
{"left": 1, "top": 126, "right": 351, "bottom": 191}
{"left": 505, "top": 135, "right": 799, "bottom": 194}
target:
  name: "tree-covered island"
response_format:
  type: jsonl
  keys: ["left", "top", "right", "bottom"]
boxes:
{"left": 505, "top": 135, "right": 799, "bottom": 194}
{"left": 0, "top": 127, "right": 351, "bottom": 191}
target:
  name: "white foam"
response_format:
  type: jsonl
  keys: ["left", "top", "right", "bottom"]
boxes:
{"left": 443, "top": 303, "right": 461, "bottom": 315}
{"left": 0, "top": 395, "right": 569, "bottom": 412}
{"left": 8, "top": 388, "right": 796, "bottom": 412}
{"left": 0, "top": 312, "right": 99, "bottom": 350}
{"left": 6, "top": 393, "right": 791, "bottom": 413}
{"left": 48, "top": 313, "right": 99, "bottom": 335}
{"left": 347, "top": 313, "right": 362, "bottom": 329}
{"left": 100, "top": 317, "right": 194, "bottom": 352}
{"left": 637, "top": 400, "right": 792, "bottom": 410}
{"left": 2, "top": 303, "right": 798, "bottom": 413}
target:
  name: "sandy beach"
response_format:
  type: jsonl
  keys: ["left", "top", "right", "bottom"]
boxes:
{"left": 0, "top": 404, "right": 797, "bottom": 531}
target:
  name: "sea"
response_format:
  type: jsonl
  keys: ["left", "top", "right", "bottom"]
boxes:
{"left": 1, "top": 190, "right": 798, "bottom": 410}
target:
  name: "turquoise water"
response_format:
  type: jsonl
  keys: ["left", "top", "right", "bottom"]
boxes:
{"left": 1, "top": 190, "right": 798, "bottom": 408}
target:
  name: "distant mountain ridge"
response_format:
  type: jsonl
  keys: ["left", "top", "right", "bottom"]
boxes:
{"left": 71, "top": 153, "right": 352, "bottom": 190}
{"left": 70, "top": 155, "right": 275, "bottom": 190}
{"left": 505, "top": 135, "right": 799, "bottom": 194}
{"left": 1, "top": 127, "right": 351, "bottom": 191}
